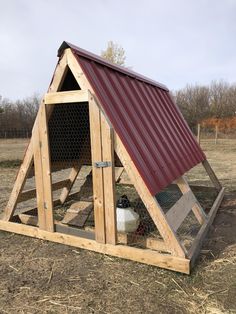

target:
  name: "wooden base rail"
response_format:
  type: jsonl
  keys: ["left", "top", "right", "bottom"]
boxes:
{"left": 0, "top": 220, "right": 190, "bottom": 274}
{"left": 188, "top": 187, "right": 225, "bottom": 266}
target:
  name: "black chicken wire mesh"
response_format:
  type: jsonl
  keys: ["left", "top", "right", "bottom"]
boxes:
{"left": 46, "top": 102, "right": 94, "bottom": 226}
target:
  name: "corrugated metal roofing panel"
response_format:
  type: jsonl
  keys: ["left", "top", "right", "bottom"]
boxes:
{"left": 58, "top": 42, "right": 206, "bottom": 196}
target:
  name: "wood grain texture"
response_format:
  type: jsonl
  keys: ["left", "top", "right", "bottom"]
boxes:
{"left": 33, "top": 104, "right": 54, "bottom": 232}
{"left": 45, "top": 90, "right": 88, "bottom": 104}
{"left": 89, "top": 94, "right": 106, "bottom": 243}
{"left": 101, "top": 112, "right": 117, "bottom": 245}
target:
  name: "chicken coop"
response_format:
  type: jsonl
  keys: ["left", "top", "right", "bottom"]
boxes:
{"left": 0, "top": 42, "right": 225, "bottom": 274}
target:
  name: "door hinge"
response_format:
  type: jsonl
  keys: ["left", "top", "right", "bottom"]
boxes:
{"left": 94, "top": 161, "right": 112, "bottom": 168}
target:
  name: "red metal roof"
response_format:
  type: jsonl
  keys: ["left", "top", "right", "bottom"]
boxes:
{"left": 58, "top": 42, "right": 206, "bottom": 196}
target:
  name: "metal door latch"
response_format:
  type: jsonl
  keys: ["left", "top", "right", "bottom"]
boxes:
{"left": 94, "top": 161, "right": 112, "bottom": 168}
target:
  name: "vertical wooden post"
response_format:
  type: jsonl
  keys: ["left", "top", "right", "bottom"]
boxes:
{"left": 197, "top": 123, "right": 201, "bottom": 145}
{"left": 101, "top": 113, "right": 117, "bottom": 245}
{"left": 215, "top": 125, "right": 218, "bottom": 145}
{"left": 89, "top": 94, "right": 106, "bottom": 243}
{"left": 33, "top": 104, "right": 54, "bottom": 232}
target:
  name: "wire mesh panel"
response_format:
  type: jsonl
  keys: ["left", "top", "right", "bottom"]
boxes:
{"left": 48, "top": 102, "right": 91, "bottom": 167}
{"left": 46, "top": 102, "right": 94, "bottom": 227}
{"left": 115, "top": 167, "right": 219, "bottom": 252}
{"left": 115, "top": 169, "right": 166, "bottom": 251}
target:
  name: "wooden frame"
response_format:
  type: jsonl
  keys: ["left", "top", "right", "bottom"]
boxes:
{"left": 44, "top": 90, "right": 88, "bottom": 105}
{"left": 0, "top": 48, "right": 225, "bottom": 274}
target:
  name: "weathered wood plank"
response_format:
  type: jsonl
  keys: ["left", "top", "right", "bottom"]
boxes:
{"left": 18, "top": 179, "right": 71, "bottom": 203}
{"left": 166, "top": 191, "right": 196, "bottom": 232}
{"left": 61, "top": 201, "right": 93, "bottom": 227}
{"left": 18, "top": 214, "right": 95, "bottom": 240}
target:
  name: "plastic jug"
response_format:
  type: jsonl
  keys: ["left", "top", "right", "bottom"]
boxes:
{"left": 116, "top": 195, "right": 140, "bottom": 233}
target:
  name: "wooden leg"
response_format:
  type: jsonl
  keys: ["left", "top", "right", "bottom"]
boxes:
{"left": 202, "top": 160, "right": 222, "bottom": 191}
{"left": 3, "top": 142, "right": 33, "bottom": 221}
{"left": 175, "top": 176, "right": 206, "bottom": 225}
{"left": 33, "top": 104, "right": 54, "bottom": 232}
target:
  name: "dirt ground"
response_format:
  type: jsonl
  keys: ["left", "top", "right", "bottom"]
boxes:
{"left": 0, "top": 139, "right": 235, "bottom": 314}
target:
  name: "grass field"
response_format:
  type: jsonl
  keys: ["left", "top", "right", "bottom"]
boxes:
{"left": 0, "top": 138, "right": 235, "bottom": 313}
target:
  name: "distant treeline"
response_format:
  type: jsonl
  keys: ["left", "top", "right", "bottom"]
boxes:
{"left": 0, "top": 94, "right": 40, "bottom": 138}
{"left": 173, "top": 80, "right": 236, "bottom": 132}
{"left": 0, "top": 80, "right": 236, "bottom": 138}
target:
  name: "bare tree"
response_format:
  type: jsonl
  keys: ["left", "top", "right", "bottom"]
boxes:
{"left": 209, "top": 80, "right": 236, "bottom": 118}
{"left": 174, "top": 85, "right": 210, "bottom": 129}
{"left": 0, "top": 94, "right": 40, "bottom": 137}
{"left": 101, "top": 41, "right": 126, "bottom": 66}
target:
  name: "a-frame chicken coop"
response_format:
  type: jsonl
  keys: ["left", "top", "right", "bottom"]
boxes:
{"left": 0, "top": 42, "right": 225, "bottom": 274}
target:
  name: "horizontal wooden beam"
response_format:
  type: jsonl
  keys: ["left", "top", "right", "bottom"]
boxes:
{"left": 0, "top": 220, "right": 190, "bottom": 274}
{"left": 18, "top": 179, "right": 71, "bottom": 203}
{"left": 188, "top": 187, "right": 225, "bottom": 266}
{"left": 19, "top": 214, "right": 95, "bottom": 240}
{"left": 166, "top": 190, "right": 196, "bottom": 232}
{"left": 85, "top": 226, "right": 170, "bottom": 253}
{"left": 44, "top": 90, "right": 89, "bottom": 105}
{"left": 14, "top": 190, "right": 82, "bottom": 216}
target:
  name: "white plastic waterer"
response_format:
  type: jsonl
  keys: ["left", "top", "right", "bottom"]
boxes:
{"left": 116, "top": 195, "right": 140, "bottom": 233}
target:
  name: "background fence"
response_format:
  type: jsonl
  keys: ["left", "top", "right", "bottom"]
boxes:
{"left": 0, "top": 129, "right": 31, "bottom": 139}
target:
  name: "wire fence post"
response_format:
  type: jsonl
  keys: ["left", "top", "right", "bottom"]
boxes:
{"left": 197, "top": 123, "right": 201, "bottom": 145}
{"left": 215, "top": 125, "right": 218, "bottom": 145}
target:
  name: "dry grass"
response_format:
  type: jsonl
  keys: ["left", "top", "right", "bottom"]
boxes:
{"left": 0, "top": 138, "right": 235, "bottom": 313}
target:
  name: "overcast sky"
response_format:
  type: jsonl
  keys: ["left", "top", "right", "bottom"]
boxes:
{"left": 0, "top": 0, "right": 236, "bottom": 100}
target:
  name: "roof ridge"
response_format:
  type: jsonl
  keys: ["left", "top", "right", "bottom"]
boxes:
{"left": 58, "top": 41, "right": 169, "bottom": 91}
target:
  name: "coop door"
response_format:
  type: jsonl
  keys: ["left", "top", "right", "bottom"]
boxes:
{"left": 89, "top": 99, "right": 117, "bottom": 245}
{"left": 46, "top": 101, "right": 93, "bottom": 227}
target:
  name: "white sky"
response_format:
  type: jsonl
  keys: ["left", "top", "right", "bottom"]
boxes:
{"left": 0, "top": 0, "right": 236, "bottom": 100}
